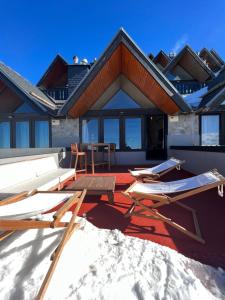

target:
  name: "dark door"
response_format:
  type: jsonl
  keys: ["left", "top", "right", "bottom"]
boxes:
{"left": 146, "top": 115, "right": 167, "bottom": 160}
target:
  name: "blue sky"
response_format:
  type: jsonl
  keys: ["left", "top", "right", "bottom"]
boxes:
{"left": 1, "top": 0, "right": 225, "bottom": 84}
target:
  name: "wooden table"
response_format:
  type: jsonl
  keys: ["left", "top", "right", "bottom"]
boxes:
{"left": 89, "top": 143, "right": 111, "bottom": 174}
{"left": 65, "top": 176, "right": 116, "bottom": 204}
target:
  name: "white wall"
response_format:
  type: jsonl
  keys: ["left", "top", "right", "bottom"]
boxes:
{"left": 170, "top": 149, "right": 225, "bottom": 176}
{"left": 114, "top": 152, "right": 163, "bottom": 165}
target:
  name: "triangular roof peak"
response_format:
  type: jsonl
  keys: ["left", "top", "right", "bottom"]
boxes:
{"left": 0, "top": 61, "right": 56, "bottom": 113}
{"left": 199, "top": 48, "right": 222, "bottom": 72}
{"left": 164, "top": 45, "right": 214, "bottom": 82}
{"left": 153, "top": 50, "right": 171, "bottom": 69}
{"left": 37, "top": 54, "right": 68, "bottom": 88}
{"left": 60, "top": 28, "right": 190, "bottom": 116}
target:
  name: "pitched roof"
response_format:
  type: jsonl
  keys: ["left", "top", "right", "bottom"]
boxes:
{"left": 210, "top": 49, "right": 225, "bottom": 66}
{"left": 153, "top": 50, "right": 171, "bottom": 69}
{"left": 0, "top": 61, "right": 56, "bottom": 113}
{"left": 163, "top": 45, "right": 214, "bottom": 82}
{"left": 59, "top": 28, "right": 190, "bottom": 116}
{"left": 199, "top": 48, "right": 222, "bottom": 72}
{"left": 37, "top": 54, "right": 68, "bottom": 88}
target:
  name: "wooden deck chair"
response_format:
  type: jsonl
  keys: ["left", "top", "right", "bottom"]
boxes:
{"left": 0, "top": 189, "right": 86, "bottom": 300}
{"left": 122, "top": 169, "right": 225, "bottom": 244}
{"left": 129, "top": 157, "right": 185, "bottom": 181}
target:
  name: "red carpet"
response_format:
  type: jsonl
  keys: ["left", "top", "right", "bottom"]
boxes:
{"left": 65, "top": 166, "right": 225, "bottom": 269}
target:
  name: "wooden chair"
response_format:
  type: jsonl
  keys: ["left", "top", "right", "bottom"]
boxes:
{"left": 129, "top": 157, "right": 184, "bottom": 181}
{"left": 109, "top": 143, "right": 117, "bottom": 165}
{"left": 122, "top": 169, "right": 225, "bottom": 244}
{"left": 70, "top": 143, "right": 87, "bottom": 175}
{"left": 0, "top": 189, "right": 86, "bottom": 299}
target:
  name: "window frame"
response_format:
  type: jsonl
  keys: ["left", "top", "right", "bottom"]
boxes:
{"left": 0, "top": 114, "right": 52, "bottom": 148}
{"left": 15, "top": 120, "right": 31, "bottom": 148}
{"left": 80, "top": 114, "right": 146, "bottom": 151}
{"left": 0, "top": 119, "right": 12, "bottom": 148}
{"left": 199, "top": 113, "right": 221, "bottom": 146}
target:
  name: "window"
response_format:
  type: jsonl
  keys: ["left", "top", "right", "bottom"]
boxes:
{"left": 125, "top": 118, "right": 142, "bottom": 149}
{"left": 104, "top": 119, "right": 119, "bottom": 149}
{"left": 16, "top": 121, "right": 30, "bottom": 148}
{"left": 82, "top": 119, "right": 99, "bottom": 143}
{"left": 201, "top": 115, "right": 220, "bottom": 145}
{"left": 35, "top": 121, "right": 49, "bottom": 148}
{"left": 0, "top": 122, "right": 10, "bottom": 148}
{"left": 102, "top": 90, "right": 140, "bottom": 109}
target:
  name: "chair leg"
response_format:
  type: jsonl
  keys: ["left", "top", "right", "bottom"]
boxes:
{"left": 74, "top": 154, "right": 78, "bottom": 172}
{"left": 70, "top": 154, "right": 73, "bottom": 168}
{"left": 85, "top": 154, "right": 87, "bottom": 173}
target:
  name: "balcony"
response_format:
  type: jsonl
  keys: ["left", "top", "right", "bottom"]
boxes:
{"left": 171, "top": 80, "right": 207, "bottom": 95}
{"left": 44, "top": 87, "right": 69, "bottom": 100}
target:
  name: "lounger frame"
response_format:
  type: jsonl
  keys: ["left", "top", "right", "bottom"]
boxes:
{"left": 129, "top": 157, "right": 185, "bottom": 181}
{"left": 0, "top": 189, "right": 86, "bottom": 300}
{"left": 123, "top": 170, "right": 225, "bottom": 244}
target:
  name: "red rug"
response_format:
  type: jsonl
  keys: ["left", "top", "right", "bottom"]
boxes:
{"left": 65, "top": 167, "right": 225, "bottom": 269}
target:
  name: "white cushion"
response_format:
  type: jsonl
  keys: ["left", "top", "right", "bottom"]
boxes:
{"left": 34, "top": 156, "right": 58, "bottom": 177}
{"left": 0, "top": 160, "right": 37, "bottom": 190}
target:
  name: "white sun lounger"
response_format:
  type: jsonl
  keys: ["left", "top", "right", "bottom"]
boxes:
{"left": 129, "top": 157, "right": 184, "bottom": 180}
{"left": 0, "top": 190, "right": 86, "bottom": 299}
{"left": 123, "top": 169, "right": 225, "bottom": 244}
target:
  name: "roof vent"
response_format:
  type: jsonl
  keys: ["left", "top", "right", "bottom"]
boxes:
{"left": 80, "top": 58, "right": 88, "bottom": 65}
{"left": 73, "top": 55, "right": 79, "bottom": 64}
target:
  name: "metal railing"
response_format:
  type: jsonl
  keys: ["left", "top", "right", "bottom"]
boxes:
{"left": 44, "top": 87, "right": 69, "bottom": 100}
{"left": 171, "top": 81, "right": 207, "bottom": 95}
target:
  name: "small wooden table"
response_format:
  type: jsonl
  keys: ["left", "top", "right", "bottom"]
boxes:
{"left": 65, "top": 176, "right": 116, "bottom": 204}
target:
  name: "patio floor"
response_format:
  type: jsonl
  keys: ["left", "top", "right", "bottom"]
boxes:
{"left": 64, "top": 166, "right": 225, "bottom": 269}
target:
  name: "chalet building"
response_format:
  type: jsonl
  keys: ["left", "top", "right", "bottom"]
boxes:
{"left": 1, "top": 28, "right": 225, "bottom": 164}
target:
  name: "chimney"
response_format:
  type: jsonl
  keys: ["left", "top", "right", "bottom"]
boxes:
{"left": 73, "top": 55, "right": 79, "bottom": 64}
{"left": 169, "top": 52, "right": 176, "bottom": 59}
{"left": 80, "top": 58, "right": 88, "bottom": 65}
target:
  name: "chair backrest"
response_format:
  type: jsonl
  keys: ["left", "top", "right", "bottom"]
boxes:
{"left": 71, "top": 143, "right": 79, "bottom": 154}
{"left": 130, "top": 170, "right": 225, "bottom": 195}
{"left": 110, "top": 143, "right": 116, "bottom": 151}
{"left": 0, "top": 192, "right": 74, "bottom": 220}
{"left": 80, "top": 143, "right": 88, "bottom": 152}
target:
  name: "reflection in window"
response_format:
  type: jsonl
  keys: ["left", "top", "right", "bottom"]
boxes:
{"left": 0, "top": 122, "right": 10, "bottom": 148}
{"left": 125, "top": 118, "right": 142, "bottom": 149}
{"left": 82, "top": 119, "right": 99, "bottom": 143}
{"left": 201, "top": 115, "right": 219, "bottom": 145}
{"left": 103, "top": 90, "right": 140, "bottom": 109}
{"left": 16, "top": 121, "right": 30, "bottom": 148}
{"left": 104, "top": 119, "right": 119, "bottom": 149}
{"left": 35, "top": 121, "right": 49, "bottom": 148}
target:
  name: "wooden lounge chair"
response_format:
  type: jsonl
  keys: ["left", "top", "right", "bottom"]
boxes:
{"left": 129, "top": 157, "right": 184, "bottom": 181}
{"left": 0, "top": 189, "right": 86, "bottom": 300}
{"left": 122, "top": 169, "right": 225, "bottom": 244}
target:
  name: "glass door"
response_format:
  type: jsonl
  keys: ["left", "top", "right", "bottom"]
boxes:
{"left": 146, "top": 115, "right": 166, "bottom": 160}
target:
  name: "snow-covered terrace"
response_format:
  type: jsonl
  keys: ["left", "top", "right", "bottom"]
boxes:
{"left": 0, "top": 166, "right": 225, "bottom": 299}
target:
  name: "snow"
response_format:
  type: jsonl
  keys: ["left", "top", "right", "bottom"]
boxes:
{"left": 183, "top": 86, "right": 208, "bottom": 108}
{"left": 0, "top": 213, "right": 225, "bottom": 300}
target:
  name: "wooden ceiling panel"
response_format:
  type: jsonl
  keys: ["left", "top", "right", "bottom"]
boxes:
{"left": 179, "top": 52, "right": 210, "bottom": 83}
{"left": 69, "top": 46, "right": 122, "bottom": 117}
{"left": 68, "top": 43, "right": 180, "bottom": 117}
{"left": 121, "top": 45, "right": 179, "bottom": 114}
